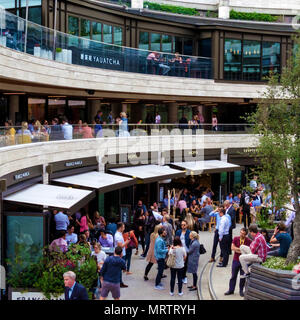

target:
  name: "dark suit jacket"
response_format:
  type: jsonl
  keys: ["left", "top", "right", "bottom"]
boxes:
{"left": 64, "top": 282, "right": 89, "bottom": 300}
{"left": 227, "top": 206, "right": 236, "bottom": 229}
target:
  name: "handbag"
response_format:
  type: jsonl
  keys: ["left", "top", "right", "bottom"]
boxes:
{"left": 199, "top": 244, "right": 206, "bottom": 255}
{"left": 166, "top": 251, "right": 176, "bottom": 268}
{"left": 128, "top": 238, "right": 136, "bottom": 249}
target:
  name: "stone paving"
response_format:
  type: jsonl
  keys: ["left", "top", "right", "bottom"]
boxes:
{"left": 103, "top": 223, "right": 244, "bottom": 300}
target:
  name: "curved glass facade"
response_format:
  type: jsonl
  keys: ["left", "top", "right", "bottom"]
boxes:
{"left": 0, "top": 10, "right": 213, "bottom": 79}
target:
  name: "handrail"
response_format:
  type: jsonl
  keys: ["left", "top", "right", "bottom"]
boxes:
{"left": 0, "top": 9, "right": 213, "bottom": 79}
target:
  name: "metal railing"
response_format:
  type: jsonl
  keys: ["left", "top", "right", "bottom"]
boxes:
{"left": 0, "top": 123, "right": 254, "bottom": 148}
{"left": 0, "top": 9, "right": 213, "bottom": 79}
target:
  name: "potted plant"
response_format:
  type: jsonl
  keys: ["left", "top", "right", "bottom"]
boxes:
{"left": 6, "top": 243, "right": 98, "bottom": 300}
{"left": 55, "top": 47, "right": 62, "bottom": 62}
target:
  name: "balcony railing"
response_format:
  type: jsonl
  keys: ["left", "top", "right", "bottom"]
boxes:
{"left": 0, "top": 9, "right": 213, "bottom": 79}
{"left": 0, "top": 123, "right": 254, "bottom": 148}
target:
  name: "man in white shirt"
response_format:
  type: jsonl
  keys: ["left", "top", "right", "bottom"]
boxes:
{"left": 114, "top": 222, "right": 130, "bottom": 288}
{"left": 62, "top": 117, "right": 73, "bottom": 140}
{"left": 217, "top": 208, "right": 230, "bottom": 268}
{"left": 66, "top": 225, "right": 78, "bottom": 246}
{"left": 155, "top": 112, "right": 161, "bottom": 124}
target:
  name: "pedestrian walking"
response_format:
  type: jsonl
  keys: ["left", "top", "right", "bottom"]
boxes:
{"left": 64, "top": 271, "right": 89, "bottom": 300}
{"left": 187, "top": 231, "right": 200, "bottom": 291}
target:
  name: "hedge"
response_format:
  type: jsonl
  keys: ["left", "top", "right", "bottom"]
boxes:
{"left": 230, "top": 10, "right": 279, "bottom": 22}
{"left": 144, "top": 2, "right": 199, "bottom": 16}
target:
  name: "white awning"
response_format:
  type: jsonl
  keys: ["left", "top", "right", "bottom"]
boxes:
{"left": 3, "top": 184, "right": 95, "bottom": 213}
{"left": 52, "top": 171, "right": 135, "bottom": 193}
{"left": 109, "top": 164, "right": 185, "bottom": 183}
{"left": 170, "top": 160, "right": 243, "bottom": 175}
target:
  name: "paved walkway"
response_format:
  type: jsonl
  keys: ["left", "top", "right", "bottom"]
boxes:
{"left": 103, "top": 223, "right": 244, "bottom": 300}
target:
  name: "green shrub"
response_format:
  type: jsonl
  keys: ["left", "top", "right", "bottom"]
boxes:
{"left": 144, "top": 2, "right": 199, "bottom": 16}
{"left": 230, "top": 10, "right": 278, "bottom": 22}
{"left": 262, "top": 257, "right": 300, "bottom": 271}
{"left": 55, "top": 47, "right": 62, "bottom": 53}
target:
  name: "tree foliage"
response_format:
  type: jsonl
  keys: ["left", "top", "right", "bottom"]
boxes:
{"left": 248, "top": 34, "right": 300, "bottom": 264}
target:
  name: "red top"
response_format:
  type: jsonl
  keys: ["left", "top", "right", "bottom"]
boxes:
{"left": 250, "top": 232, "right": 268, "bottom": 262}
{"left": 232, "top": 236, "right": 252, "bottom": 262}
{"left": 123, "top": 230, "right": 138, "bottom": 249}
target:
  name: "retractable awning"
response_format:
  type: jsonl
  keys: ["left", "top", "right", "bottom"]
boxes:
{"left": 109, "top": 164, "right": 185, "bottom": 183}
{"left": 52, "top": 171, "right": 136, "bottom": 193}
{"left": 3, "top": 184, "right": 95, "bottom": 214}
{"left": 170, "top": 160, "right": 243, "bottom": 175}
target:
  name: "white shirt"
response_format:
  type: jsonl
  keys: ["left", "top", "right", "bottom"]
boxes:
{"left": 155, "top": 115, "right": 161, "bottom": 124}
{"left": 66, "top": 232, "right": 78, "bottom": 245}
{"left": 219, "top": 215, "right": 230, "bottom": 240}
{"left": 114, "top": 231, "right": 125, "bottom": 256}
{"left": 92, "top": 251, "right": 107, "bottom": 265}
{"left": 169, "top": 247, "right": 186, "bottom": 269}
{"left": 180, "top": 232, "right": 188, "bottom": 253}
{"left": 62, "top": 122, "right": 73, "bottom": 140}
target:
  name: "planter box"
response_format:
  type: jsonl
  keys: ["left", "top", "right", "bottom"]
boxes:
{"left": 0, "top": 35, "right": 7, "bottom": 47}
{"left": 8, "top": 287, "right": 64, "bottom": 300}
{"left": 244, "top": 264, "right": 300, "bottom": 300}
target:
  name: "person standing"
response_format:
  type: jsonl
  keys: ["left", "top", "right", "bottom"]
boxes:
{"left": 175, "top": 220, "right": 191, "bottom": 284}
{"left": 114, "top": 222, "right": 130, "bottom": 288}
{"left": 208, "top": 206, "right": 222, "bottom": 263}
{"left": 217, "top": 207, "right": 230, "bottom": 268}
{"left": 54, "top": 210, "right": 70, "bottom": 238}
{"left": 212, "top": 114, "right": 218, "bottom": 131}
{"left": 155, "top": 112, "right": 161, "bottom": 124}
{"left": 224, "top": 200, "right": 236, "bottom": 255}
{"left": 187, "top": 231, "right": 200, "bottom": 291}
{"left": 154, "top": 227, "right": 169, "bottom": 290}
{"left": 61, "top": 116, "right": 73, "bottom": 140}
{"left": 133, "top": 207, "right": 146, "bottom": 257}
{"left": 64, "top": 271, "right": 89, "bottom": 300}
{"left": 169, "top": 236, "right": 186, "bottom": 296}
{"left": 123, "top": 225, "right": 138, "bottom": 275}
{"left": 240, "top": 190, "right": 251, "bottom": 228}
{"left": 144, "top": 224, "right": 161, "bottom": 281}
{"left": 143, "top": 210, "right": 157, "bottom": 258}
{"left": 224, "top": 228, "right": 252, "bottom": 297}
{"left": 99, "top": 246, "right": 126, "bottom": 300}
{"left": 162, "top": 214, "right": 173, "bottom": 247}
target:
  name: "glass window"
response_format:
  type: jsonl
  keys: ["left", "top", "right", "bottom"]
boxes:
{"left": 6, "top": 215, "right": 44, "bottom": 273}
{"left": 103, "top": 24, "right": 112, "bottom": 44}
{"left": 183, "top": 38, "right": 193, "bottom": 56}
{"left": 113, "top": 26, "right": 122, "bottom": 46}
{"left": 174, "top": 36, "right": 183, "bottom": 54}
{"left": 224, "top": 39, "right": 242, "bottom": 80}
{"left": 48, "top": 99, "right": 66, "bottom": 120}
{"left": 92, "top": 21, "right": 102, "bottom": 41}
{"left": 243, "top": 40, "right": 261, "bottom": 81}
{"left": 20, "top": 0, "right": 42, "bottom": 6}
{"left": 28, "top": 97, "right": 46, "bottom": 122}
{"left": 139, "top": 32, "right": 149, "bottom": 51}
{"left": 150, "top": 33, "right": 161, "bottom": 51}
{"left": 161, "top": 34, "right": 172, "bottom": 53}
{"left": 80, "top": 19, "right": 90, "bottom": 39}
{"left": 68, "top": 16, "right": 79, "bottom": 36}
{"left": 2, "top": 1, "right": 16, "bottom": 9}
{"left": 198, "top": 39, "right": 211, "bottom": 57}
{"left": 262, "top": 42, "right": 280, "bottom": 77}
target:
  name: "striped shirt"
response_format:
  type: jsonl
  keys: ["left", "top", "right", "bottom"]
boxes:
{"left": 250, "top": 233, "right": 268, "bottom": 262}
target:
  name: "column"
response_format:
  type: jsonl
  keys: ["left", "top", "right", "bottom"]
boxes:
{"left": 167, "top": 102, "right": 178, "bottom": 123}
{"left": 111, "top": 103, "right": 121, "bottom": 120}
{"left": 9, "top": 95, "right": 19, "bottom": 124}
{"left": 122, "top": 103, "right": 127, "bottom": 113}
{"left": 87, "top": 99, "right": 101, "bottom": 123}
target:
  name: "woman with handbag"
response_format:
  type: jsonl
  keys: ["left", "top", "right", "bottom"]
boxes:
{"left": 168, "top": 236, "right": 186, "bottom": 296}
{"left": 123, "top": 224, "right": 138, "bottom": 275}
{"left": 187, "top": 231, "right": 200, "bottom": 291}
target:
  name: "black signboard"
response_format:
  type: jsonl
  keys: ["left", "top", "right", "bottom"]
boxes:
{"left": 71, "top": 45, "right": 124, "bottom": 71}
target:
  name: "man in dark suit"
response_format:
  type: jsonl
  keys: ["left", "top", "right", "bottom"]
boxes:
{"left": 225, "top": 200, "right": 236, "bottom": 255}
{"left": 64, "top": 271, "right": 89, "bottom": 300}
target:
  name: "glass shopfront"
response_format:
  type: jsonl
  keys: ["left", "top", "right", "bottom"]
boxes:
{"left": 224, "top": 38, "right": 281, "bottom": 81}
{"left": 68, "top": 15, "right": 123, "bottom": 46}
{"left": 5, "top": 0, "right": 42, "bottom": 24}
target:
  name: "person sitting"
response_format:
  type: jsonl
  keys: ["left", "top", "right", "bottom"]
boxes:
{"left": 65, "top": 225, "right": 78, "bottom": 246}
{"left": 189, "top": 199, "right": 200, "bottom": 217}
{"left": 99, "top": 229, "right": 114, "bottom": 248}
{"left": 198, "top": 198, "right": 214, "bottom": 230}
{"left": 226, "top": 193, "right": 234, "bottom": 204}
{"left": 146, "top": 51, "right": 158, "bottom": 74}
{"left": 49, "top": 230, "right": 68, "bottom": 253}
{"left": 267, "top": 223, "right": 292, "bottom": 258}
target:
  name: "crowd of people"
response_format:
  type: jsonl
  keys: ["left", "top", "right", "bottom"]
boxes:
{"left": 1, "top": 109, "right": 223, "bottom": 146}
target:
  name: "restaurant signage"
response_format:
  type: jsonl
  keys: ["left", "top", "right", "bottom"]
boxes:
{"left": 1, "top": 165, "right": 43, "bottom": 187}
{"left": 50, "top": 157, "right": 98, "bottom": 173}
{"left": 72, "top": 46, "right": 124, "bottom": 71}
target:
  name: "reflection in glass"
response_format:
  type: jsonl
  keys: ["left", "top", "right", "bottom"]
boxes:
{"left": 48, "top": 99, "right": 66, "bottom": 120}
{"left": 262, "top": 42, "right": 280, "bottom": 77}
{"left": 6, "top": 215, "right": 44, "bottom": 273}
{"left": 28, "top": 97, "right": 46, "bottom": 121}
{"left": 224, "top": 39, "right": 242, "bottom": 80}
{"left": 243, "top": 40, "right": 261, "bottom": 81}
{"left": 139, "top": 32, "right": 149, "bottom": 50}
{"left": 183, "top": 38, "right": 193, "bottom": 56}
{"left": 92, "top": 22, "right": 102, "bottom": 41}
{"left": 150, "top": 33, "right": 161, "bottom": 51}
{"left": 174, "top": 36, "right": 182, "bottom": 53}
{"left": 162, "top": 34, "right": 172, "bottom": 53}
{"left": 113, "top": 26, "right": 122, "bottom": 46}
{"left": 68, "top": 16, "right": 79, "bottom": 36}
{"left": 103, "top": 24, "right": 112, "bottom": 44}
{"left": 80, "top": 19, "right": 90, "bottom": 38}
{"left": 198, "top": 39, "right": 211, "bottom": 57}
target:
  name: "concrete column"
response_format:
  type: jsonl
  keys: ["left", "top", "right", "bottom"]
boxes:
{"left": 9, "top": 95, "right": 19, "bottom": 124}
{"left": 130, "top": 103, "right": 143, "bottom": 123}
{"left": 131, "top": 0, "right": 143, "bottom": 9}
{"left": 221, "top": 148, "right": 228, "bottom": 162}
{"left": 43, "top": 164, "right": 49, "bottom": 185}
{"left": 122, "top": 103, "right": 127, "bottom": 113}
{"left": 87, "top": 99, "right": 101, "bottom": 123}
{"left": 218, "top": 0, "right": 230, "bottom": 19}
{"left": 167, "top": 102, "right": 178, "bottom": 123}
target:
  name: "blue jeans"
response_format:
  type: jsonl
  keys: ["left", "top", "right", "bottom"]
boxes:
{"left": 125, "top": 248, "right": 133, "bottom": 271}
{"left": 143, "top": 232, "right": 151, "bottom": 257}
{"left": 170, "top": 267, "right": 184, "bottom": 293}
{"left": 155, "top": 258, "right": 165, "bottom": 286}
